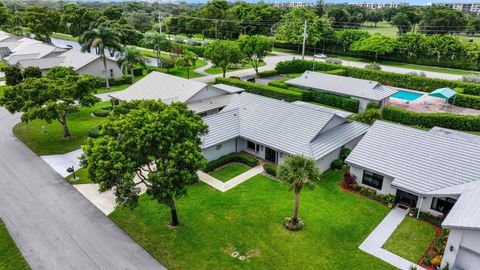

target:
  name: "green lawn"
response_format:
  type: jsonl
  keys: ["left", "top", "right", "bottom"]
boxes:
{"left": 13, "top": 102, "right": 110, "bottom": 155}
{"left": 0, "top": 219, "right": 30, "bottom": 270}
{"left": 209, "top": 163, "right": 251, "bottom": 182}
{"left": 109, "top": 170, "right": 396, "bottom": 270}
{"left": 52, "top": 32, "right": 79, "bottom": 41}
{"left": 383, "top": 217, "right": 437, "bottom": 263}
{"left": 361, "top": 21, "right": 398, "bottom": 37}
{"left": 159, "top": 59, "right": 207, "bottom": 79}
{"left": 205, "top": 62, "right": 266, "bottom": 75}
{"left": 66, "top": 167, "right": 93, "bottom": 185}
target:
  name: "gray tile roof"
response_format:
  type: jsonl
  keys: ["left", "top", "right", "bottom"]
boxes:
{"left": 188, "top": 93, "right": 239, "bottom": 114}
{"left": 109, "top": 72, "right": 208, "bottom": 103}
{"left": 442, "top": 184, "right": 480, "bottom": 230}
{"left": 285, "top": 71, "right": 398, "bottom": 101}
{"left": 211, "top": 84, "right": 244, "bottom": 93}
{"left": 345, "top": 121, "right": 480, "bottom": 194}
{"left": 202, "top": 92, "right": 368, "bottom": 159}
{"left": 202, "top": 108, "right": 240, "bottom": 148}
{"left": 18, "top": 57, "right": 64, "bottom": 70}
{"left": 428, "top": 127, "right": 480, "bottom": 145}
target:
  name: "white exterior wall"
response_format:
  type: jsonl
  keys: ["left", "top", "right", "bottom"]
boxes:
{"left": 357, "top": 97, "right": 371, "bottom": 113}
{"left": 238, "top": 137, "right": 266, "bottom": 160}
{"left": 349, "top": 165, "right": 396, "bottom": 195}
{"left": 442, "top": 228, "right": 480, "bottom": 270}
{"left": 77, "top": 58, "right": 122, "bottom": 78}
{"left": 316, "top": 149, "right": 340, "bottom": 173}
{"left": 187, "top": 86, "right": 226, "bottom": 103}
{"left": 202, "top": 138, "right": 237, "bottom": 161}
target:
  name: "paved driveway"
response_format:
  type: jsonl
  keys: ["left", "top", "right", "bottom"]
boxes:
{"left": 0, "top": 108, "right": 165, "bottom": 270}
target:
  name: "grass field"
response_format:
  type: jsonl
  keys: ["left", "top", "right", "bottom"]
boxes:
{"left": 13, "top": 102, "right": 110, "bottom": 156}
{"left": 209, "top": 163, "right": 251, "bottom": 182}
{"left": 52, "top": 32, "right": 79, "bottom": 42}
{"left": 205, "top": 61, "right": 266, "bottom": 75}
{"left": 383, "top": 217, "right": 437, "bottom": 263}
{"left": 361, "top": 21, "right": 399, "bottom": 37}
{"left": 109, "top": 170, "right": 397, "bottom": 270}
{"left": 66, "top": 168, "right": 93, "bottom": 185}
{"left": 0, "top": 219, "right": 30, "bottom": 270}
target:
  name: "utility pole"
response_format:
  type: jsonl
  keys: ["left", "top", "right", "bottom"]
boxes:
{"left": 214, "top": 20, "right": 219, "bottom": 40}
{"left": 158, "top": 13, "right": 164, "bottom": 69}
{"left": 301, "top": 19, "right": 307, "bottom": 60}
{"left": 158, "top": 13, "right": 163, "bottom": 34}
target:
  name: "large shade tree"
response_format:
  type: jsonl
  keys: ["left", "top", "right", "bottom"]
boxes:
{"left": 80, "top": 27, "right": 122, "bottom": 89}
{"left": 277, "top": 155, "right": 320, "bottom": 230}
{"left": 117, "top": 47, "right": 148, "bottom": 84}
{"left": 350, "top": 34, "right": 396, "bottom": 60}
{"left": 204, "top": 40, "right": 243, "bottom": 78}
{"left": 24, "top": 6, "right": 61, "bottom": 43}
{"left": 81, "top": 100, "right": 208, "bottom": 226}
{"left": 238, "top": 35, "right": 273, "bottom": 75}
{"left": 0, "top": 67, "right": 99, "bottom": 137}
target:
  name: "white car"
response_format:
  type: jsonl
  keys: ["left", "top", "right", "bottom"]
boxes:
{"left": 314, "top": 54, "right": 327, "bottom": 59}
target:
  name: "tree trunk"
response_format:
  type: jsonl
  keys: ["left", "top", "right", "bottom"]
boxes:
{"left": 187, "top": 67, "right": 190, "bottom": 79}
{"left": 168, "top": 197, "right": 179, "bottom": 226}
{"left": 102, "top": 55, "right": 110, "bottom": 89}
{"left": 130, "top": 68, "right": 135, "bottom": 84}
{"left": 157, "top": 48, "right": 162, "bottom": 69}
{"left": 253, "top": 59, "right": 259, "bottom": 75}
{"left": 222, "top": 67, "right": 226, "bottom": 78}
{"left": 292, "top": 191, "right": 300, "bottom": 224}
{"left": 61, "top": 111, "right": 71, "bottom": 138}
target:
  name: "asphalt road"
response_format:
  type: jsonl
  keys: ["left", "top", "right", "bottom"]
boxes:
{"left": 0, "top": 108, "right": 165, "bottom": 270}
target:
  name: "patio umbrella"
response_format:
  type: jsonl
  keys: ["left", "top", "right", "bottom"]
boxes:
{"left": 429, "top": 88, "right": 457, "bottom": 109}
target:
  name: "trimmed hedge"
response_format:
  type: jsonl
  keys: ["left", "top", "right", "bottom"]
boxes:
{"left": 382, "top": 106, "right": 480, "bottom": 131}
{"left": 205, "top": 152, "right": 258, "bottom": 173}
{"left": 455, "top": 93, "right": 480, "bottom": 110}
{"left": 276, "top": 60, "right": 480, "bottom": 96}
{"left": 86, "top": 125, "right": 101, "bottom": 138}
{"left": 325, "top": 69, "right": 347, "bottom": 76}
{"left": 263, "top": 163, "right": 277, "bottom": 177}
{"left": 215, "top": 77, "right": 303, "bottom": 102}
{"left": 257, "top": 70, "right": 279, "bottom": 78}
{"left": 303, "top": 91, "right": 359, "bottom": 113}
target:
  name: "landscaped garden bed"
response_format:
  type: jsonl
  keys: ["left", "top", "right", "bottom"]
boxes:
{"left": 209, "top": 163, "right": 251, "bottom": 182}
{"left": 109, "top": 170, "right": 397, "bottom": 269}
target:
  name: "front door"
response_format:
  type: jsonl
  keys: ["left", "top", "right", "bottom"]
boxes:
{"left": 265, "top": 147, "right": 276, "bottom": 164}
{"left": 395, "top": 189, "right": 419, "bottom": 208}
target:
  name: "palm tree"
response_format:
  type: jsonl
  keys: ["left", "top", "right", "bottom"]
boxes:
{"left": 80, "top": 27, "right": 122, "bottom": 89}
{"left": 142, "top": 31, "right": 171, "bottom": 69}
{"left": 175, "top": 50, "right": 197, "bottom": 79}
{"left": 277, "top": 155, "right": 320, "bottom": 228}
{"left": 117, "top": 47, "right": 148, "bottom": 84}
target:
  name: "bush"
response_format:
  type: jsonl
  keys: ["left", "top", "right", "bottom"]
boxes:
{"left": 86, "top": 125, "right": 101, "bottom": 138}
{"left": 325, "top": 58, "right": 342, "bottom": 65}
{"left": 406, "top": 71, "right": 427, "bottom": 77}
{"left": 366, "top": 102, "right": 380, "bottom": 110}
{"left": 454, "top": 93, "right": 480, "bottom": 110}
{"left": 343, "top": 170, "right": 395, "bottom": 207}
{"left": 93, "top": 109, "right": 110, "bottom": 117}
{"left": 23, "top": 66, "right": 42, "bottom": 79}
{"left": 461, "top": 74, "right": 480, "bottom": 84}
{"left": 303, "top": 91, "right": 359, "bottom": 112}
{"left": 283, "top": 217, "right": 304, "bottom": 231}
{"left": 331, "top": 159, "right": 344, "bottom": 170}
{"left": 351, "top": 108, "right": 382, "bottom": 124}
{"left": 409, "top": 208, "right": 445, "bottom": 226}
{"left": 263, "top": 164, "right": 277, "bottom": 177}
{"left": 133, "top": 68, "right": 143, "bottom": 76}
{"left": 339, "top": 148, "right": 351, "bottom": 161}
{"left": 364, "top": 62, "right": 381, "bottom": 70}
{"left": 107, "top": 76, "right": 131, "bottom": 86}
{"left": 257, "top": 70, "right": 279, "bottom": 77}
{"left": 162, "top": 57, "right": 175, "bottom": 70}
{"left": 205, "top": 152, "right": 258, "bottom": 173}
{"left": 215, "top": 77, "right": 303, "bottom": 102}
{"left": 4, "top": 66, "right": 23, "bottom": 86}
{"left": 382, "top": 106, "right": 480, "bottom": 131}
{"left": 325, "top": 69, "right": 347, "bottom": 76}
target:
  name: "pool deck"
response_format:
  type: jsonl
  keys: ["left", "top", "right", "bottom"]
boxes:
{"left": 388, "top": 88, "right": 480, "bottom": 116}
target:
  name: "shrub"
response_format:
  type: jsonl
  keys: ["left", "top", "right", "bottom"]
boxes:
{"left": 366, "top": 102, "right": 380, "bottom": 110}
{"left": 325, "top": 69, "right": 347, "bottom": 76}
{"left": 342, "top": 170, "right": 357, "bottom": 189}
{"left": 23, "top": 66, "right": 42, "bottom": 79}
{"left": 283, "top": 217, "right": 304, "bottom": 231}
{"left": 365, "top": 62, "right": 382, "bottom": 70}
{"left": 325, "top": 58, "right": 342, "bottom": 65}
{"left": 406, "top": 71, "right": 426, "bottom": 77}
{"left": 257, "top": 70, "right": 279, "bottom": 77}
{"left": 263, "top": 163, "right": 277, "bottom": 177}
{"left": 382, "top": 106, "right": 480, "bottom": 131}
{"left": 86, "top": 125, "right": 101, "bottom": 138}
{"left": 461, "top": 74, "right": 480, "bottom": 84}
{"left": 205, "top": 152, "right": 258, "bottom": 173}
{"left": 302, "top": 91, "right": 359, "bottom": 112}
{"left": 93, "top": 109, "right": 110, "bottom": 117}
{"left": 331, "top": 159, "right": 344, "bottom": 170}
{"left": 4, "top": 66, "right": 23, "bottom": 86}
{"left": 215, "top": 77, "right": 303, "bottom": 102}
{"left": 339, "top": 148, "right": 351, "bottom": 161}
{"left": 351, "top": 108, "right": 382, "bottom": 124}
{"left": 409, "top": 208, "right": 445, "bottom": 226}
{"left": 454, "top": 93, "right": 480, "bottom": 110}
{"left": 133, "top": 68, "right": 143, "bottom": 76}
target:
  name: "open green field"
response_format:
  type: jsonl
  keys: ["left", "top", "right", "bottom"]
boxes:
{"left": 209, "top": 163, "right": 251, "bottom": 182}
{"left": 205, "top": 61, "right": 266, "bottom": 75}
{"left": 13, "top": 101, "right": 110, "bottom": 155}
{"left": 361, "top": 21, "right": 399, "bottom": 37}
{"left": 0, "top": 219, "right": 30, "bottom": 270}
{"left": 383, "top": 217, "right": 437, "bottom": 263}
{"left": 110, "top": 170, "right": 397, "bottom": 270}
{"left": 52, "top": 32, "right": 79, "bottom": 42}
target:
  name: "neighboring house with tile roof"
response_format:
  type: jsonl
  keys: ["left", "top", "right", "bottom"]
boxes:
{"left": 345, "top": 121, "right": 480, "bottom": 269}
{"left": 285, "top": 71, "right": 398, "bottom": 112}
{"left": 201, "top": 92, "right": 369, "bottom": 170}
{"left": 109, "top": 71, "right": 244, "bottom": 116}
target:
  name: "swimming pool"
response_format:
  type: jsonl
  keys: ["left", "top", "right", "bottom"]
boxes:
{"left": 391, "top": 90, "right": 424, "bottom": 101}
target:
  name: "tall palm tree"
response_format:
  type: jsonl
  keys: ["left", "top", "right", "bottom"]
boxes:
{"left": 80, "top": 27, "right": 122, "bottom": 89}
{"left": 117, "top": 47, "right": 148, "bottom": 84}
{"left": 175, "top": 50, "right": 197, "bottom": 79}
{"left": 277, "top": 155, "right": 320, "bottom": 228}
{"left": 142, "top": 31, "right": 171, "bottom": 69}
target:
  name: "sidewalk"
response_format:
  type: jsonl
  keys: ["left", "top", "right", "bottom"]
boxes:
{"left": 359, "top": 206, "right": 425, "bottom": 270}
{"left": 41, "top": 149, "right": 83, "bottom": 177}
{"left": 197, "top": 165, "right": 264, "bottom": 192}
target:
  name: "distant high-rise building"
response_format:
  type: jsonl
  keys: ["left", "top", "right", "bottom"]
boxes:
{"left": 272, "top": 2, "right": 315, "bottom": 8}
{"left": 351, "top": 2, "right": 409, "bottom": 10}
{"left": 427, "top": 2, "right": 480, "bottom": 16}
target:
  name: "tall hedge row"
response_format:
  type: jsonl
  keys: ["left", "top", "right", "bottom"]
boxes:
{"left": 275, "top": 60, "right": 480, "bottom": 96}
{"left": 382, "top": 106, "right": 480, "bottom": 131}
{"left": 303, "top": 91, "right": 359, "bottom": 113}
{"left": 454, "top": 94, "right": 480, "bottom": 110}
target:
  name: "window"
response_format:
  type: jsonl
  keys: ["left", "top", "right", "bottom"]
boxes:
{"left": 110, "top": 69, "right": 114, "bottom": 77}
{"left": 247, "top": 140, "right": 259, "bottom": 152}
{"left": 431, "top": 197, "right": 457, "bottom": 213}
{"left": 362, "top": 170, "right": 383, "bottom": 190}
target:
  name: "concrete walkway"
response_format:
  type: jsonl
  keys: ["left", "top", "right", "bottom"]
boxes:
{"left": 193, "top": 60, "right": 213, "bottom": 76}
{"left": 41, "top": 149, "right": 83, "bottom": 177}
{"left": 197, "top": 165, "right": 264, "bottom": 192}
{"left": 359, "top": 206, "right": 425, "bottom": 270}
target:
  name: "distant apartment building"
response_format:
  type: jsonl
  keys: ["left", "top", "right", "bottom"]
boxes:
{"left": 272, "top": 2, "right": 314, "bottom": 8}
{"left": 427, "top": 2, "right": 480, "bottom": 16}
{"left": 351, "top": 2, "right": 408, "bottom": 9}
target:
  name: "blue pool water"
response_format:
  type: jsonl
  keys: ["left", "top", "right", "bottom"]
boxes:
{"left": 391, "top": 90, "right": 424, "bottom": 101}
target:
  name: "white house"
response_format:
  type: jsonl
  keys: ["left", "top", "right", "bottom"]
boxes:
{"left": 345, "top": 121, "right": 480, "bottom": 269}
{"left": 201, "top": 92, "right": 369, "bottom": 171}
{"left": 109, "top": 71, "right": 244, "bottom": 116}
{"left": 285, "top": 71, "right": 398, "bottom": 112}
